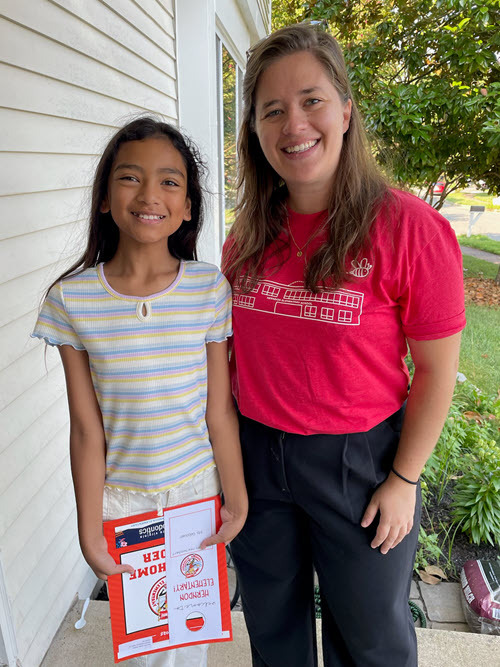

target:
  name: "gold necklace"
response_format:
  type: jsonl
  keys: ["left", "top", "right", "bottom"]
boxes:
{"left": 286, "top": 217, "right": 326, "bottom": 258}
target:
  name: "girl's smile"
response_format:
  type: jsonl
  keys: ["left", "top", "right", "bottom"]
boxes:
{"left": 131, "top": 212, "right": 165, "bottom": 222}
{"left": 101, "top": 137, "right": 191, "bottom": 245}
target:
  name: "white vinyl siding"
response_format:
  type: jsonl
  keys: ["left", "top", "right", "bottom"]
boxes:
{"left": 0, "top": 1, "right": 177, "bottom": 664}
{"left": 0, "top": 1, "right": 270, "bottom": 664}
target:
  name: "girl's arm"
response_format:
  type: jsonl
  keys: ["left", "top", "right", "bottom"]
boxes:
{"left": 201, "top": 340, "right": 248, "bottom": 548}
{"left": 361, "top": 332, "right": 461, "bottom": 554}
{"left": 59, "top": 345, "right": 134, "bottom": 580}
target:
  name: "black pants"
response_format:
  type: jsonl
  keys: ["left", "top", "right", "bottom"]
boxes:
{"left": 230, "top": 408, "right": 420, "bottom": 667}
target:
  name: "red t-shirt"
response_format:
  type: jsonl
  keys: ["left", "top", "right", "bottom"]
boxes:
{"left": 222, "top": 190, "right": 466, "bottom": 435}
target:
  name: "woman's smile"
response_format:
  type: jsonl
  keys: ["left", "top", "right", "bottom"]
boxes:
{"left": 282, "top": 138, "right": 320, "bottom": 156}
{"left": 254, "top": 50, "right": 351, "bottom": 209}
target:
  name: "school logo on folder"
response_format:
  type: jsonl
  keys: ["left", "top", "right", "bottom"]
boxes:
{"left": 181, "top": 554, "right": 204, "bottom": 578}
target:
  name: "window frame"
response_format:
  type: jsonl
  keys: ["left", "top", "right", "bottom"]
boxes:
{"left": 215, "top": 32, "right": 244, "bottom": 247}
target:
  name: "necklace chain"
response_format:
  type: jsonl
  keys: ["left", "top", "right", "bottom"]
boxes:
{"left": 286, "top": 217, "right": 326, "bottom": 258}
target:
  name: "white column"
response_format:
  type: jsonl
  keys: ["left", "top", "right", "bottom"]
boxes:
{"left": 175, "top": 0, "right": 222, "bottom": 265}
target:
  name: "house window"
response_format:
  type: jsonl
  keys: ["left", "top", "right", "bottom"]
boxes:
{"left": 217, "top": 38, "right": 243, "bottom": 242}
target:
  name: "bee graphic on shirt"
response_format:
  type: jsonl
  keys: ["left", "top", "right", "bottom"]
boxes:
{"left": 348, "top": 258, "right": 373, "bottom": 278}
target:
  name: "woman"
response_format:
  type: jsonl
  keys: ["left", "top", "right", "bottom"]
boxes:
{"left": 222, "top": 24, "right": 465, "bottom": 667}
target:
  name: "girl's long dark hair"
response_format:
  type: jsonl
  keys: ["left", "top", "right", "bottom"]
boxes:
{"left": 223, "top": 25, "right": 392, "bottom": 292}
{"left": 48, "top": 117, "right": 205, "bottom": 293}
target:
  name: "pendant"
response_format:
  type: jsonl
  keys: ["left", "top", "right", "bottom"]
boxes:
{"left": 297, "top": 250, "right": 303, "bottom": 257}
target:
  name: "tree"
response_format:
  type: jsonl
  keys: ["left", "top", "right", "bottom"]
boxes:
{"left": 275, "top": 0, "right": 500, "bottom": 208}
{"left": 272, "top": 0, "right": 304, "bottom": 30}
{"left": 222, "top": 45, "right": 238, "bottom": 214}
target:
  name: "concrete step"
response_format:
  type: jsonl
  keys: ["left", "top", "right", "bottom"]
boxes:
{"left": 42, "top": 600, "right": 500, "bottom": 667}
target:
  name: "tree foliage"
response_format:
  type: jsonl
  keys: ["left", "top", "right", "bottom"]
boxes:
{"left": 273, "top": 0, "right": 500, "bottom": 207}
{"left": 222, "top": 45, "right": 238, "bottom": 212}
{"left": 272, "top": 0, "right": 305, "bottom": 30}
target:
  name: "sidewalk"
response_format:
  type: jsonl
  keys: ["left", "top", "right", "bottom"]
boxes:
{"left": 42, "top": 589, "right": 500, "bottom": 667}
{"left": 460, "top": 245, "right": 500, "bottom": 264}
{"left": 410, "top": 580, "right": 469, "bottom": 632}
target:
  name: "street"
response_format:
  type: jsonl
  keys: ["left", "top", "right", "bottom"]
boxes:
{"left": 439, "top": 202, "right": 500, "bottom": 239}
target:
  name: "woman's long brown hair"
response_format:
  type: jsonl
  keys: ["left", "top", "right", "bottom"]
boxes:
{"left": 223, "top": 24, "right": 392, "bottom": 292}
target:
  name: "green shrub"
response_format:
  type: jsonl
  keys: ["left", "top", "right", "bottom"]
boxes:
{"left": 421, "top": 380, "right": 500, "bottom": 556}
{"left": 414, "top": 526, "right": 444, "bottom": 573}
{"left": 422, "top": 381, "right": 498, "bottom": 500}
{"left": 451, "top": 439, "right": 500, "bottom": 546}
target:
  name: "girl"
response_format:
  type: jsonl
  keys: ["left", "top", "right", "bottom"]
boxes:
{"left": 223, "top": 24, "right": 465, "bottom": 667}
{"left": 33, "top": 117, "right": 247, "bottom": 667}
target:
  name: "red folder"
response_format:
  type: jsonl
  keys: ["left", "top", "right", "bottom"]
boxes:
{"left": 103, "top": 495, "right": 232, "bottom": 663}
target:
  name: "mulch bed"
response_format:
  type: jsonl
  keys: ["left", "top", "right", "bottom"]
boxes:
{"left": 464, "top": 276, "right": 500, "bottom": 307}
{"left": 421, "top": 486, "right": 500, "bottom": 582}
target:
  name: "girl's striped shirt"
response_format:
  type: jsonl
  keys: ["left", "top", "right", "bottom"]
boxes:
{"left": 32, "top": 261, "right": 232, "bottom": 493}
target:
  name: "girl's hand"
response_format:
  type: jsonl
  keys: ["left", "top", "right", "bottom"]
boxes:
{"left": 360, "top": 473, "right": 417, "bottom": 554}
{"left": 82, "top": 535, "right": 135, "bottom": 581}
{"left": 199, "top": 503, "right": 247, "bottom": 549}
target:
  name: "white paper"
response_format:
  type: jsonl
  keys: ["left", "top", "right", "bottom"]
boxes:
{"left": 164, "top": 499, "right": 223, "bottom": 645}
{"left": 168, "top": 507, "right": 213, "bottom": 557}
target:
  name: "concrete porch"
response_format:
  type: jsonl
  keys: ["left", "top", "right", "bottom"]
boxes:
{"left": 41, "top": 597, "right": 500, "bottom": 667}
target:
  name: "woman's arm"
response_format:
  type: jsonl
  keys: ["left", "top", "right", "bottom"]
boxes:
{"left": 201, "top": 340, "right": 248, "bottom": 548}
{"left": 361, "top": 332, "right": 462, "bottom": 554}
{"left": 59, "top": 345, "right": 134, "bottom": 579}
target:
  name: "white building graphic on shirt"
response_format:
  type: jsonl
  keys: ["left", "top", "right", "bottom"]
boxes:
{"left": 233, "top": 278, "right": 364, "bottom": 326}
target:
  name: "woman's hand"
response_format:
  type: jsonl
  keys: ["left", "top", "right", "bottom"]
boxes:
{"left": 82, "top": 534, "right": 135, "bottom": 581}
{"left": 361, "top": 473, "right": 417, "bottom": 554}
{"left": 200, "top": 502, "right": 248, "bottom": 549}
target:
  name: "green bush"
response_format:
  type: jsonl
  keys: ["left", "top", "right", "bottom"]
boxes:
{"left": 422, "top": 409, "right": 466, "bottom": 500}
{"left": 414, "top": 526, "right": 444, "bottom": 573}
{"left": 421, "top": 380, "right": 500, "bottom": 554}
{"left": 451, "top": 439, "right": 500, "bottom": 546}
{"left": 422, "top": 382, "right": 499, "bottom": 499}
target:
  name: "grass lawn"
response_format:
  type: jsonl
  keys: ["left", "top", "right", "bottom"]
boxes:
{"left": 460, "top": 304, "right": 500, "bottom": 396}
{"left": 458, "top": 234, "right": 500, "bottom": 256}
{"left": 462, "top": 254, "right": 499, "bottom": 280}
{"left": 460, "top": 254, "right": 499, "bottom": 394}
{"left": 446, "top": 190, "right": 500, "bottom": 211}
